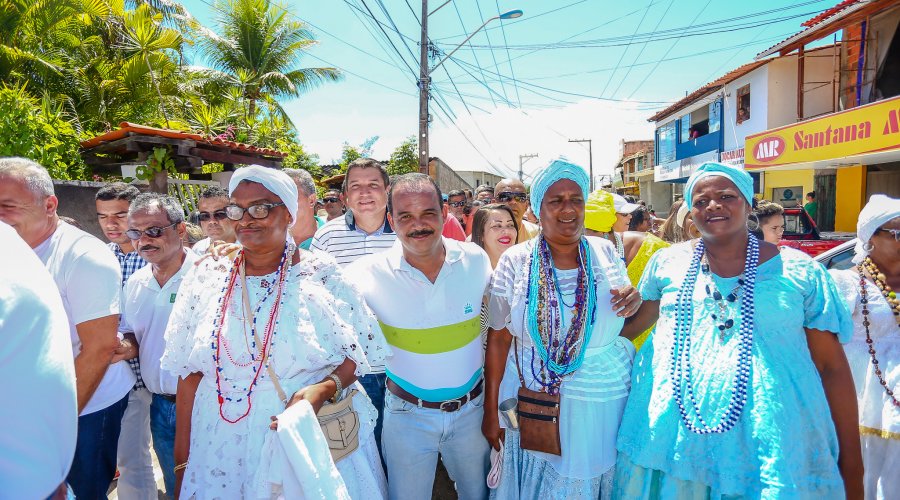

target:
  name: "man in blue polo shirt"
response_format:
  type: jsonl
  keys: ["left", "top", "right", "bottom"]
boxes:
{"left": 347, "top": 173, "right": 492, "bottom": 500}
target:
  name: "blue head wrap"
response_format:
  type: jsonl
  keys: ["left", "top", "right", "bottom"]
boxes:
{"left": 684, "top": 162, "right": 754, "bottom": 208}
{"left": 529, "top": 158, "right": 590, "bottom": 219}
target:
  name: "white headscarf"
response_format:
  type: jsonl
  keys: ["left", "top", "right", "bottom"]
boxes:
{"left": 228, "top": 165, "right": 298, "bottom": 227}
{"left": 853, "top": 194, "right": 900, "bottom": 264}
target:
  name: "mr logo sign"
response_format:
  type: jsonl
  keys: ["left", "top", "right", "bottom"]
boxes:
{"left": 753, "top": 136, "right": 784, "bottom": 162}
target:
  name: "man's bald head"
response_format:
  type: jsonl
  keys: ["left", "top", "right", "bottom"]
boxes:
{"left": 494, "top": 178, "right": 526, "bottom": 194}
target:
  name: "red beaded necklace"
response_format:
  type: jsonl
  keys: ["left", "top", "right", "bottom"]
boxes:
{"left": 858, "top": 261, "right": 900, "bottom": 408}
{"left": 212, "top": 248, "right": 290, "bottom": 423}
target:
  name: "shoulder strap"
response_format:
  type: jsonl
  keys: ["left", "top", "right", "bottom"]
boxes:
{"left": 240, "top": 261, "right": 289, "bottom": 406}
{"left": 513, "top": 338, "right": 527, "bottom": 388}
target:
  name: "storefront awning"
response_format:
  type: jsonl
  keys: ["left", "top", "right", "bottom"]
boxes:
{"left": 745, "top": 95, "right": 900, "bottom": 171}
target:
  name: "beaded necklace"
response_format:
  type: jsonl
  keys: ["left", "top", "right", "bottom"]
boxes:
{"left": 672, "top": 234, "right": 758, "bottom": 434}
{"left": 857, "top": 259, "right": 900, "bottom": 408}
{"left": 603, "top": 232, "right": 626, "bottom": 261}
{"left": 861, "top": 257, "right": 900, "bottom": 325}
{"left": 700, "top": 255, "right": 745, "bottom": 341}
{"left": 525, "top": 236, "right": 597, "bottom": 393}
{"left": 210, "top": 243, "right": 291, "bottom": 423}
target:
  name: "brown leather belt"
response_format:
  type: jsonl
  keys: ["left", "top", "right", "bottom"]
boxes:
{"left": 386, "top": 378, "right": 483, "bottom": 412}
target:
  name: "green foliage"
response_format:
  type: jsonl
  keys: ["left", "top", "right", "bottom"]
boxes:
{"left": 387, "top": 135, "right": 418, "bottom": 176}
{"left": 135, "top": 146, "right": 176, "bottom": 180}
{"left": 0, "top": 83, "right": 87, "bottom": 179}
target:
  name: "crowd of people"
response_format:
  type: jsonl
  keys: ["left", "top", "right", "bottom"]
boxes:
{"left": 0, "top": 155, "right": 897, "bottom": 500}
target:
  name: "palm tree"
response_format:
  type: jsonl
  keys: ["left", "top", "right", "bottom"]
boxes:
{"left": 199, "top": 0, "right": 341, "bottom": 124}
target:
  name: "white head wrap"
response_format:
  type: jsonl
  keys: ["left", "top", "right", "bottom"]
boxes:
{"left": 852, "top": 194, "right": 900, "bottom": 264}
{"left": 676, "top": 201, "right": 690, "bottom": 229}
{"left": 228, "top": 165, "right": 298, "bottom": 227}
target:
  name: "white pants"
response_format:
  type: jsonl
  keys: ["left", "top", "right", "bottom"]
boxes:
{"left": 115, "top": 388, "right": 156, "bottom": 500}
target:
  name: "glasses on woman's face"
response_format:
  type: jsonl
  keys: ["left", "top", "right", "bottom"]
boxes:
{"left": 225, "top": 202, "right": 286, "bottom": 221}
{"left": 877, "top": 228, "right": 900, "bottom": 241}
{"left": 125, "top": 222, "right": 177, "bottom": 240}
{"left": 198, "top": 210, "right": 227, "bottom": 222}
{"left": 496, "top": 192, "right": 527, "bottom": 203}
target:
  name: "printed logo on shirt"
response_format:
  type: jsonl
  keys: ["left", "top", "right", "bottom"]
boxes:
{"left": 170, "top": 293, "right": 177, "bottom": 303}
{"left": 464, "top": 303, "right": 473, "bottom": 314}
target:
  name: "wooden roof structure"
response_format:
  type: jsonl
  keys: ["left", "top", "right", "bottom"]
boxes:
{"left": 80, "top": 122, "right": 286, "bottom": 175}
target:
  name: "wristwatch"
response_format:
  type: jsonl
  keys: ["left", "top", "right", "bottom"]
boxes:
{"left": 327, "top": 373, "right": 342, "bottom": 403}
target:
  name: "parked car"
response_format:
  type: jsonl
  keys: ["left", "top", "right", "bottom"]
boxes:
{"left": 813, "top": 239, "right": 857, "bottom": 270}
{"left": 777, "top": 207, "right": 853, "bottom": 257}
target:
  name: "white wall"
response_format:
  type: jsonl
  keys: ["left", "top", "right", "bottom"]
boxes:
{"left": 767, "top": 45, "right": 839, "bottom": 126}
{"left": 723, "top": 65, "right": 769, "bottom": 151}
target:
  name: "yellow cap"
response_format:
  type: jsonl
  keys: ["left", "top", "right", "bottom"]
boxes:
{"left": 584, "top": 189, "right": 617, "bottom": 233}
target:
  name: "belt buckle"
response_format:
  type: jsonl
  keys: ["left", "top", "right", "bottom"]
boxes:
{"left": 439, "top": 398, "right": 462, "bottom": 412}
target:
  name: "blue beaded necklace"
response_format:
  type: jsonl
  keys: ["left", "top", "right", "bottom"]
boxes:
{"left": 671, "top": 234, "right": 759, "bottom": 434}
{"left": 525, "top": 236, "right": 597, "bottom": 392}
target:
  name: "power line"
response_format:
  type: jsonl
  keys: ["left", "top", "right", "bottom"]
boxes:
{"left": 431, "top": 0, "right": 589, "bottom": 41}
{"left": 495, "top": 0, "right": 521, "bottom": 108}
{"left": 609, "top": 0, "right": 676, "bottom": 100}
{"left": 598, "top": 0, "right": 655, "bottom": 99}
{"left": 474, "top": 0, "right": 509, "bottom": 103}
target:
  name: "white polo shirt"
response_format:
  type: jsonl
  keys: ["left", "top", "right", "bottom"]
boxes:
{"left": 347, "top": 238, "right": 492, "bottom": 401}
{"left": 33, "top": 221, "right": 135, "bottom": 416}
{"left": 311, "top": 210, "right": 396, "bottom": 266}
{"left": 120, "top": 249, "right": 198, "bottom": 396}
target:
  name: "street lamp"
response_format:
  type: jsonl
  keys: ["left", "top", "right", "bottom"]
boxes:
{"left": 419, "top": 3, "right": 523, "bottom": 174}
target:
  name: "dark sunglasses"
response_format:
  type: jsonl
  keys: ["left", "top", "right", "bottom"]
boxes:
{"left": 125, "top": 222, "right": 177, "bottom": 240}
{"left": 198, "top": 210, "right": 228, "bottom": 222}
{"left": 225, "top": 202, "right": 285, "bottom": 221}
{"left": 323, "top": 197, "right": 340, "bottom": 204}
{"left": 448, "top": 200, "right": 467, "bottom": 208}
{"left": 496, "top": 192, "right": 527, "bottom": 203}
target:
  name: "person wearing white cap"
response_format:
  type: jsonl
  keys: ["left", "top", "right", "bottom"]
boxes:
{"left": 611, "top": 194, "right": 640, "bottom": 233}
{"left": 162, "top": 165, "right": 389, "bottom": 498}
{"left": 829, "top": 194, "right": 900, "bottom": 500}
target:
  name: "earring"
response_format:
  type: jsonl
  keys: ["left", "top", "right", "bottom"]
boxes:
{"left": 747, "top": 213, "right": 760, "bottom": 232}
{"left": 862, "top": 241, "right": 875, "bottom": 252}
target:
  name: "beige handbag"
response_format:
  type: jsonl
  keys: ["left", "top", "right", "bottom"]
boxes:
{"left": 241, "top": 265, "right": 360, "bottom": 463}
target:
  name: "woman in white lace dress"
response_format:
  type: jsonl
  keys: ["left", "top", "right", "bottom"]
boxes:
{"left": 162, "top": 166, "right": 389, "bottom": 499}
{"left": 830, "top": 195, "right": 899, "bottom": 500}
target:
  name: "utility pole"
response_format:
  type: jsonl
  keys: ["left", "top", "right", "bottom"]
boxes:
{"left": 518, "top": 153, "right": 538, "bottom": 181}
{"left": 568, "top": 138, "right": 593, "bottom": 191}
{"left": 418, "top": 0, "right": 430, "bottom": 175}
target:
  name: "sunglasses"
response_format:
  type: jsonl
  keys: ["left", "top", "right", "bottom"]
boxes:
{"left": 125, "top": 222, "right": 177, "bottom": 240}
{"left": 496, "top": 192, "right": 527, "bottom": 203}
{"left": 877, "top": 228, "right": 900, "bottom": 241}
{"left": 225, "top": 202, "right": 285, "bottom": 221}
{"left": 448, "top": 200, "right": 467, "bottom": 208}
{"left": 323, "top": 197, "right": 340, "bottom": 204}
{"left": 198, "top": 210, "right": 228, "bottom": 222}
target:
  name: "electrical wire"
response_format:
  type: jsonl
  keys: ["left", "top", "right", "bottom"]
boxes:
{"left": 495, "top": 0, "right": 522, "bottom": 107}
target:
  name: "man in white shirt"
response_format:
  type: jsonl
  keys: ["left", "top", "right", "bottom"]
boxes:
{"left": 311, "top": 158, "right": 397, "bottom": 449}
{"left": 347, "top": 173, "right": 493, "bottom": 499}
{"left": 0, "top": 157, "right": 134, "bottom": 499}
{"left": 0, "top": 222, "right": 77, "bottom": 500}
{"left": 95, "top": 181, "right": 156, "bottom": 499}
{"left": 119, "top": 193, "right": 195, "bottom": 498}
{"left": 192, "top": 185, "right": 236, "bottom": 254}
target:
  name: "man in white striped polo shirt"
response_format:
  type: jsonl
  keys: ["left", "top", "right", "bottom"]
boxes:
{"left": 311, "top": 158, "right": 396, "bottom": 266}
{"left": 347, "top": 173, "right": 492, "bottom": 500}
{"left": 312, "top": 157, "right": 396, "bottom": 452}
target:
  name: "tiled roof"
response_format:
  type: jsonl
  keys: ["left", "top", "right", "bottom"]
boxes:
{"left": 647, "top": 59, "right": 770, "bottom": 123}
{"left": 81, "top": 122, "right": 286, "bottom": 157}
{"left": 755, "top": 0, "right": 875, "bottom": 59}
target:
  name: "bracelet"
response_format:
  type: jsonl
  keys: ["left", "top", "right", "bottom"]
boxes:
{"left": 174, "top": 462, "right": 188, "bottom": 473}
{"left": 327, "top": 373, "right": 342, "bottom": 402}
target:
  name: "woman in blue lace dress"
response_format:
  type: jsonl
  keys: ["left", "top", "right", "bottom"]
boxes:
{"left": 613, "top": 162, "right": 863, "bottom": 499}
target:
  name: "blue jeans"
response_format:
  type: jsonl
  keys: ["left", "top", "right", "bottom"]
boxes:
{"left": 382, "top": 389, "right": 490, "bottom": 500}
{"left": 67, "top": 394, "right": 129, "bottom": 500}
{"left": 359, "top": 373, "right": 387, "bottom": 449}
{"left": 150, "top": 394, "right": 177, "bottom": 498}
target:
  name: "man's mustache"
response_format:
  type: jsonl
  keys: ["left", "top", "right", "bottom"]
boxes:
{"left": 406, "top": 229, "right": 435, "bottom": 238}
{"left": 140, "top": 245, "right": 159, "bottom": 252}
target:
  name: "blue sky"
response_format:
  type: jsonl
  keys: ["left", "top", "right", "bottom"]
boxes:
{"left": 179, "top": 0, "right": 836, "bottom": 181}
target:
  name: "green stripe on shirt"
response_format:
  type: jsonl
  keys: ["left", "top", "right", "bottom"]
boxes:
{"left": 378, "top": 317, "right": 481, "bottom": 354}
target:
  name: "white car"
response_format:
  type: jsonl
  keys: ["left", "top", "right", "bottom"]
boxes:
{"left": 813, "top": 239, "right": 857, "bottom": 271}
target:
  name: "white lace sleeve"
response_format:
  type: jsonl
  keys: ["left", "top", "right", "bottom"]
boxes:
{"left": 161, "top": 261, "right": 209, "bottom": 378}
{"left": 488, "top": 249, "right": 518, "bottom": 331}
{"left": 296, "top": 251, "right": 391, "bottom": 375}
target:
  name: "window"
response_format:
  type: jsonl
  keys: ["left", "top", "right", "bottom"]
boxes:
{"left": 680, "top": 114, "right": 692, "bottom": 143}
{"left": 636, "top": 155, "right": 644, "bottom": 171}
{"left": 709, "top": 100, "right": 721, "bottom": 133}
{"left": 736, "top": 85, "right": 750, "bottom": 123}
{"left": 656, "top": 122, "right": 676, "bottom": 164}
{"left": 680, "top": 105, "right": 711, "bottom": 143}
